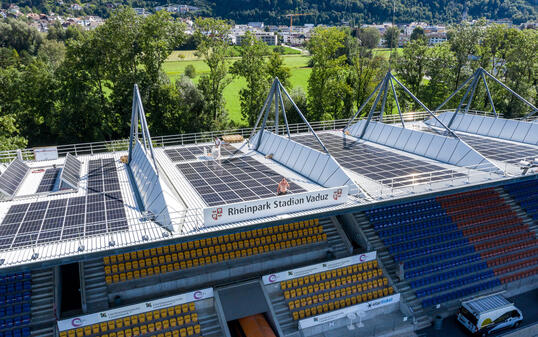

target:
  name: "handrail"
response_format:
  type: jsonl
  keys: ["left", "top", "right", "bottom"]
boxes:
{"left": 0, "top": 109, "right": 505, "bottom": 163}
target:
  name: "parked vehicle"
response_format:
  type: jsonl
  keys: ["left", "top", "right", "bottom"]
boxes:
{"left": 457, "top": 292, "right": 522, "bottom": 336}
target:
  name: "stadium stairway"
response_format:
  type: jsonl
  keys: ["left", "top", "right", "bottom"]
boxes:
{"left": 355, "top": 186, "right": 538, "bottom": 324}
{"left": 351, "top": 212, "right": 431, "bottom": 329}
{"left": 29, "top": 269, "right": 55, "bottom": 337}
{"left": 81, "top": 260, "right": 109, "bottom": 313}
{"left": 102, "top": 217, "right": 352, "bottom": 306}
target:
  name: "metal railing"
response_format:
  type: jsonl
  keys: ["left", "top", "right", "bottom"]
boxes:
{"left": 0, "top": 109, "right": 506, "bottom": 163}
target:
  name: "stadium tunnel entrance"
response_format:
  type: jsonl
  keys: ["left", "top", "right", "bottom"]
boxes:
{"left": 219, "top": 281, "right": 279, "bottom": 337}
{"left": 59, "top": 263, "right": 82, "bottom": 317}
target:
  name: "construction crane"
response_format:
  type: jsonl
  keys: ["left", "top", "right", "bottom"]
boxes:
{"left": 285, "top": 13, "right": 313, "bottom": 34}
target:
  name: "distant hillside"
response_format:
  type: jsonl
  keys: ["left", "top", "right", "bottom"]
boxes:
{"left": 210, "top": 0, "right": 537, "bottom": 25}
{"left": 3, "top": 0, "right": 536, "bottom": 24}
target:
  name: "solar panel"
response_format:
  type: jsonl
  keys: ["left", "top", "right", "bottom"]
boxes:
{"left": 165, "top": 144, "right": 237, "bottom": 162}
{"left": 0, "top": 159, "right": 128, "bottom": 250}
{"left": 87, "top": 158, "right": 121, "bottom": 194}
{"left": 176, "top": 156, "right": 305, "bottom": 206}
{"left": 36, "top": 168, "right": 61, "bottom": 193}
{"left": 456, "top": 133, "right": 537, "bottom": 164}
{"left": 0, "top": 158, "right": 29, "bottom": 198}
{"left": 293, "top": 133, "right": 465, "bottom": 188}
{"left": 59, "top": 153, "right": 82, "bottom": 189}
{"left": 413, "top": 125, "right": 538, "bottom": 164}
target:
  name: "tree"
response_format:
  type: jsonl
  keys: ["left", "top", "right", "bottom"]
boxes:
{"left": 410, "top": 26, "right": 426, "bottom": 42}
{"left": 349, "top": 51, "right": 387, "bottom": 113}
{"left": 358, "top": 27, "right": 380, "bottom": 49}
{"left": 384, "top": 26, "right": 400, "bottom": 49}
{"left": 422, "top": 43, "right": 457, "bottom": 108}
{"left": 184, "top": 64, "right": 196, "bottom": 78}
{"left": 447, "top": 20, "right": 485, "bottom": 91}
{"left": 307, "top": 27, "right": 351, "bottom": 121}
{"left": 0, "top": 18, "right": 43, "bottom": 55}
{"left": 230, "top": 31, "right": 269, "bottom": 126}
{"left": 194, "top": 17, "right": 232, "bottom": 128}
{"left": 283, "top": 88, "right": 309, "bottom": 124}
{"left": 0, "top": 113, "right": 27, "bottom": 151}
{"left": 395, "top": 39, "right": 429, "bottom": 103}
{"left": 265, "top": 51, "right": 291, "bottom": 89}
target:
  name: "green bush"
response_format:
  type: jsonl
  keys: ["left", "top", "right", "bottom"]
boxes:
{"left": 184, "top": 64, "right": 196, "bottom": 78}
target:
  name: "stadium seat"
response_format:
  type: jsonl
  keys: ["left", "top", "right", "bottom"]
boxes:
{"left": 104, "top": 219, "right": 326, "bottom": 284}
{"left": 364, "top": 185, "right": 538, "bottom": 309}
{"left": 281, "top": 258, "right": 393, "bottom": 320}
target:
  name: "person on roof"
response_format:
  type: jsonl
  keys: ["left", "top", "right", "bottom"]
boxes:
{"left": 212, "top": 137, "right": 222, "bottom": 159}
{"left": 277, "top": 178, "right": 290, "bottom": 195}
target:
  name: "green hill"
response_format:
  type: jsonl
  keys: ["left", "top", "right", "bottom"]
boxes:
{"left": 3, "top": 0, "right": 536, "bottom": 24}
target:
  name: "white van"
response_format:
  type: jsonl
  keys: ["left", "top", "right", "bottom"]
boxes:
{"left": 457, "top": 292, "right": 522, "bottom": 336}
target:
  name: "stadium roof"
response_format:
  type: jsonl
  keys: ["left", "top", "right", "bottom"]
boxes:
{"left": 0, "top": 79, "right": 536, "bottom": 270}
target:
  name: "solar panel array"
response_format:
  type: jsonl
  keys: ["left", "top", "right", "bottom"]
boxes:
{"left": 293, "top": 133, "right": 465, "bottom": 188}
{"left": 413, "top": 125, "right": 538, "bottom": 164}
{"left": 0, "top": 159, "right": 127, "bottom": 250}
{"left": 176, "top": 156, "right": 305, "bottom": 206}
{"left": 60, "top": 154, "right": 82, "bottom": 189}
{"left": 36, "top": 168, "right": 60, "bottom": 193}
{"left": 87, "top": 158, "right": 121, "bottom": 194}
{"left": 0, "top": 159, "right": 29, "bottom": 197}
{"left": 456, "top": 133, "right": 537, "bottom": 164}
{"left": 165, "top": 144, "right": 237, "bottom": 162}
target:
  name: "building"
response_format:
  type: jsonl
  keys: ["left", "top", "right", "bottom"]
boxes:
{"left": 428, "top": 33, "right": 448, "bottom": 45}
{"left": 0, "top": 73, "right": 537, "bottom": 337}
{"left": 236, "top": 32, "right": 278, "bottom": 46}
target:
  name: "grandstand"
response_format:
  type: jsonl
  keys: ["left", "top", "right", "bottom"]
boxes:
{"left": 0, "top": 77, "right": 536, "bottom": 337}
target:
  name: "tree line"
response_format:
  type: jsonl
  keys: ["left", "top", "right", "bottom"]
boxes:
{"left": 0, "top": 9, "right": 536, "bottom": 152}
{"left": 4, "top": 0, "right": 536, "bottom": 25}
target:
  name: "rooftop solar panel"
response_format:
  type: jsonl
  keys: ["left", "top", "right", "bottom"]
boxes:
{"left": 36, "top": 168, "right": 61, "bottom": 193}
{"left": 456, "top": 133, "right": 537, "bottom": 164}
{"left": 59, "top": 153, "right": 82, "bottom": 189}
{"left": 165, "top": 144, "right": 237, "bottom": 162}
{"left": 293, "top": 133, "right": 465, "bottom": 188}
{"left": 176, "top": 156, "right": 306, "bottom": 206}
{"left": 413, "top": 125, "right": 538, "bottom": 164}
{"left": 0, "top": 158, "right": 29, "bottom": 198}
{"left": 0, "top": 159, "right": 128, "bottom": 250}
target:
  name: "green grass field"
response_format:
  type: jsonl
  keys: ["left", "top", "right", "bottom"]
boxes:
{"left": 163, "top": 48, "right": 397, "bottom": 126}
{"left": 163, "top": 54, "right": 311, "bottom": 125}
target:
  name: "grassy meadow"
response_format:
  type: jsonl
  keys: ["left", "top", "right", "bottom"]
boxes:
{"left": 163, "top": 48, "right": 399, "bottom": 126}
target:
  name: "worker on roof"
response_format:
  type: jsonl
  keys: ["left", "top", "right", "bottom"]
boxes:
{"left": 277, "top": 178, "right": 290, "bottom": 196}
{"left": 213, "top": 137, "right": 222, "bottom": 160}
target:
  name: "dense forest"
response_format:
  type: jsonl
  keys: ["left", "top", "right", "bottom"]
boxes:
{"left": 2, "top": 0, "right": 537, "bottom": 24}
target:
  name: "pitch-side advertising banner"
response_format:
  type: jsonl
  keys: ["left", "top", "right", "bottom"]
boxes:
{"left": 298, "top": 293, "right": 401, "bottom": 329}
{"left": 262, "top": 252, "right": 377, "bottom": 285}
{"left": 203, "top": 186, "right": 348, "bottom": 226}
{"left": 57, "top": 288, "right": 213, "bottom": 331}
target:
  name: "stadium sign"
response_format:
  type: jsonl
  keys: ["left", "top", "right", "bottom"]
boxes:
{"left": 203, "top": 186, "right": 349, "bottom": 226}
{"left": 57, "top": 288, "right": 213, "bottom": 331}
{"left": 298, "top": 293, "right": 400, "bottom": 329}
{"left": 262, "top": 252, "right": 377, "bottom": 285}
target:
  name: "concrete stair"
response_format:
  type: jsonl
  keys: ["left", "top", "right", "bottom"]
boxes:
{"left": 352, "top": 212, "right": 431, "bottom": 330}
{"left": 30, "top": 268, "right": 55, "bottom": 336}
{"left": 198, "top": 309, "right": 223, "bottom": 337}
{"left": 82, "top": 259, "right": 109, "bottom": 313}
